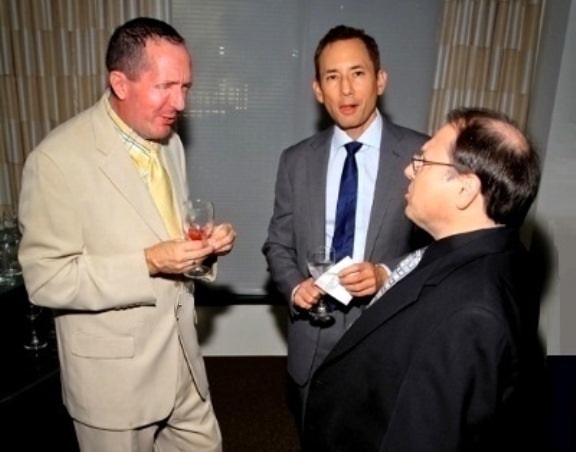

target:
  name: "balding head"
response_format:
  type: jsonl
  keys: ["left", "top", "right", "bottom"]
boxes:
{"left": 446, "top": 108, "right": 541, "bottom": 228}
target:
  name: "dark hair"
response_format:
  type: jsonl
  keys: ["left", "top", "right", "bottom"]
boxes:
{"left": 105, "top": 17, "right": 185, "bottom": 80}
{"left": 314, "top": 25, "right": 380, "bottom": 81}
{"left": 447, "top": 108, "right": 541, "bottom": 228}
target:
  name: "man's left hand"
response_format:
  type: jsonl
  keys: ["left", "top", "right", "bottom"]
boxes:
{"left": 338, "top": 262, "right": 388, "bottom": 297}
{"left": 209, "top": 223, "right": 236, "bottom": 256}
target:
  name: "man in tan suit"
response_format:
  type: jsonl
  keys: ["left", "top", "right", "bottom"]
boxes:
{"left": 18, "top": 17, "right": 234, "bottom": 451}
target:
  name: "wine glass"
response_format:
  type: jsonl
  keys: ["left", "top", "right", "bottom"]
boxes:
{"left": 183, "top": 199, "right": 215, "bottom": 278}
{"left": 1, "top": 233, "right": 22, "bottom": 279}
{"left": 0, "top": 210, "right": 22, "bottom": 285}
{"left": 306, "top": 245, "right": 336, "bottom": 326}
{"left": 23, "top": 302, "right": 48, "bottom": 351}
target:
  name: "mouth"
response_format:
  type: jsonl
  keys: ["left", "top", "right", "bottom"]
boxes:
{"left": 404, "top": 187, "right": 412, "bottom": 202}
{"left": 339, "top": 104, "right": 358, "bottom": 115}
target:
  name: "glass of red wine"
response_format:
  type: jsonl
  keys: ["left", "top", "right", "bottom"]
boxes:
{"left": 183, "top": 199, "right": 214, "bottom": 278}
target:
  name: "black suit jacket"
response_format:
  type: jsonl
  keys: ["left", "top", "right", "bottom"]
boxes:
{"left": 302, "top": 228, "right": 546, "bottom": 452}
{"left": 262, "top": 115, "right": 429, "bottom": 386}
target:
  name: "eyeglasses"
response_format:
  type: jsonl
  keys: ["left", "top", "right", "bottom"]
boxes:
{"left": 411, "top": 155, "right": 457, "bottom": 174}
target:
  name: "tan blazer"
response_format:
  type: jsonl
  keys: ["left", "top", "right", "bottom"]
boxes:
{"left": 18, "top": 94, "right": 209, "bottom": 430}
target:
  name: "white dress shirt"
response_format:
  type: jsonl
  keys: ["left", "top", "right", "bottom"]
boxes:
{"left": 325, "top": 111, "right": 382, "bottom": 261}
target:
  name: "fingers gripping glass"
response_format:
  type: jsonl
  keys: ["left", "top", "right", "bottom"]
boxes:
{"left": 411, "top": 155, "right": 457, "bottom": 174}
{"left": 306, "top": 246, "right": 336, "bottom": 326}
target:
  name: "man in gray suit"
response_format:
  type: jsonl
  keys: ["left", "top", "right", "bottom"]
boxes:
{"left": 262, "top": 25, "right": 429, "bottom": 423}
{"left": 18, "top": 18, "right": 235, "bottom": 451}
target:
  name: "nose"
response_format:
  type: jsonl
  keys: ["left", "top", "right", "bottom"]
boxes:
{"left": 341, "top": 76, "right": 353, "bottom": 96}
{"left": 172, "top": 87, "right": 187, "bottom": 112}
{"left": 404, "top": 162, "right": 415, "bottom": 180}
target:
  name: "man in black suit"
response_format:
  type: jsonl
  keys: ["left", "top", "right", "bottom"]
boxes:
{"left": 262, "top": 25, "right": 428, "bottom": 419}
{"left": 302, "top": 108, "right": 546, "bottom": 451}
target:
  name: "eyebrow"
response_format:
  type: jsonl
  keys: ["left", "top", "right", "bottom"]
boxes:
{"left": 323, "top": 64, "right": 366, "bottom": 74}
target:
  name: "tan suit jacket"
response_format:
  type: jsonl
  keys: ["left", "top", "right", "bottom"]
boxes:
{"left": 18, "top": 94, "right": 209, "bottom": 430}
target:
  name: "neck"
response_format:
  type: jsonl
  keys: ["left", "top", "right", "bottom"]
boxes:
{"left": 431, "top": 217, "right": 499, "bottom": 241}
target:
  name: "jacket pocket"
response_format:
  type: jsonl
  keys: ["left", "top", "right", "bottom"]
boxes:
{"left": 70, "top": 331, "right": 135, "bottom": 359}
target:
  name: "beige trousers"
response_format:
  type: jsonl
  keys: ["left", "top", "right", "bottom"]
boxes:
{"left": 73, "top": 347, "right": 221, "bottom": 452}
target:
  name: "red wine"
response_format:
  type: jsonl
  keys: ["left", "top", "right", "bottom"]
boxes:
{"left": 187, "top": 225, "right": 209, "bottom": 241}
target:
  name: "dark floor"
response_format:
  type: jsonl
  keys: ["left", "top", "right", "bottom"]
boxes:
{"left": 3, "top": 355, "right": 576, "bottom": 451}
{"left": 0, "top": 356, "right": 299, "bottom": 452}
{"left": 206, "top": 356, "right": 300, "bottom": 452}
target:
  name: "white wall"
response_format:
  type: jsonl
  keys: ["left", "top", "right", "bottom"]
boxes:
{"left": 198, "top": 304, "right": 288, "bottom": 356}
{"left": 528, "top": 0, "right": 576, "bottom": 356}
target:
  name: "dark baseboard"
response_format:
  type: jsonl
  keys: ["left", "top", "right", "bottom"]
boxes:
{"left": 194, "top": 282, "right": 285, "bottom": 306}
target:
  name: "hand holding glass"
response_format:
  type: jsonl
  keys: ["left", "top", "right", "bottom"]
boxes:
{"left": 183, "top": 199, "right": 214, "bottom": 278}
{"left": 306, "top": 246, "right": 336, "bottom": 325}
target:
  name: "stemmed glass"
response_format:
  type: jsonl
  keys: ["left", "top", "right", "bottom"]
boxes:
{"left": 1, "top": 233, "right": 22, "bottom": 279}
{"left": 23, "top": 302, "right": 48, "bottom": 351}
{"left": 0, "top": 210, "right": 22, "bottom": 285}
{"left": 183, "top": 199, "right": 215, "bottom": 278}
{"left": 306, "top": 245, "right": 336, "bottom": 326}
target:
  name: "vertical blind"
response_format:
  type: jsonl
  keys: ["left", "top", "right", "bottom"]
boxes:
{"left": 172, "top": 0, "right": 442, "bottom": 295}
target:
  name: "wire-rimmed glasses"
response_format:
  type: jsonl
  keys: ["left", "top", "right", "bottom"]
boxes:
{"left": 411, "top": 155, "right": 457, "bottom": 174}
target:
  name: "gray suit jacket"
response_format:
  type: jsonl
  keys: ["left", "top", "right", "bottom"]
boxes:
{"left": 263, "top": 115, "right": 429, "bottom": 385}
{"left": 18, "top": 94, "right": 210, "bottom": 430}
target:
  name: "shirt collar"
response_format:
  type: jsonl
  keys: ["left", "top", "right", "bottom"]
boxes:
{"left": 104, "top": 91, "right": 160, "bottom": 155}
{"left": 332, "top": 109, "right": 383, "bottom": 151}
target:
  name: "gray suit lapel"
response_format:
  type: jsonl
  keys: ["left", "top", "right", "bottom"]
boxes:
{"left": 365, "top": 119, "right": 410, "bottom": 259}
{"left": 306, "top": 132, "right": 331, "bottom": 249}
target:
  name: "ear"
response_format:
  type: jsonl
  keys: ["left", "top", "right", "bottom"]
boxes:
{"left": 455, "top": 173, "right": 482, "bottom": 211}
{"left": 312, "top": 79, "right": 324, "bottom": 104}
{"left": 109, "top": 70, "right": 129, "bottom": 100}
{"left": 376, "top": 69, "right": 387, "bottom": 96}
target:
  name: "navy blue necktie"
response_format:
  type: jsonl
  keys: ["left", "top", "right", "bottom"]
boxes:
{"left": 332, "top": 141, "right": 362, "bottom": 261}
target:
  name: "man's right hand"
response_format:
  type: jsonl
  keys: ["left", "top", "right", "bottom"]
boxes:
{"left": 293, "top": 278, "right": 325, "bottom": 311}
{"left": 144, "top": 239, "right": 214, "bottom": 275}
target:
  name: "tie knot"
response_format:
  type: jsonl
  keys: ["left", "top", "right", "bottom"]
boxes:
{"left": 344, "top": 141, "right": 362, "bottom": 156}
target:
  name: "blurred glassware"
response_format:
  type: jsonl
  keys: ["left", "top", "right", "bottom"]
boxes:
{"left": 23, "top": 302, "right": 48, "bottom": 351}
{"left": 0, "top": 210, "right": 22, "bottom": 283}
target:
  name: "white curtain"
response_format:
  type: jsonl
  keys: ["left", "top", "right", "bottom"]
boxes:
{"left": 427, "top": 0, "right": 545, "bottom": 133}
{"left": 0, "top": 0, "right": 170, "bottom": 215}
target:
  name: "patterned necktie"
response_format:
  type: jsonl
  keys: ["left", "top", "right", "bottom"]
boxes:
{"left": 332, "top": 141, "right": 362, "bottom": 261}
{"left": 368, "top": 247, "right": 427, "bottom": 307}
{"left": 130, "top": 145, "right": 182, "bottom": 239}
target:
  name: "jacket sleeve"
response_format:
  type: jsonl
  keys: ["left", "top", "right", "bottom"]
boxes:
{"left": 262, "top": 148, "right": 307, "bottom": 305}
{"left": 18, "top": 146, "right": 155, "bottom": 311}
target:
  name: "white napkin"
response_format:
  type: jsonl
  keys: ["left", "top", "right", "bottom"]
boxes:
{"left": 314, "top": 256, "right": 354, "bottom": 305}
